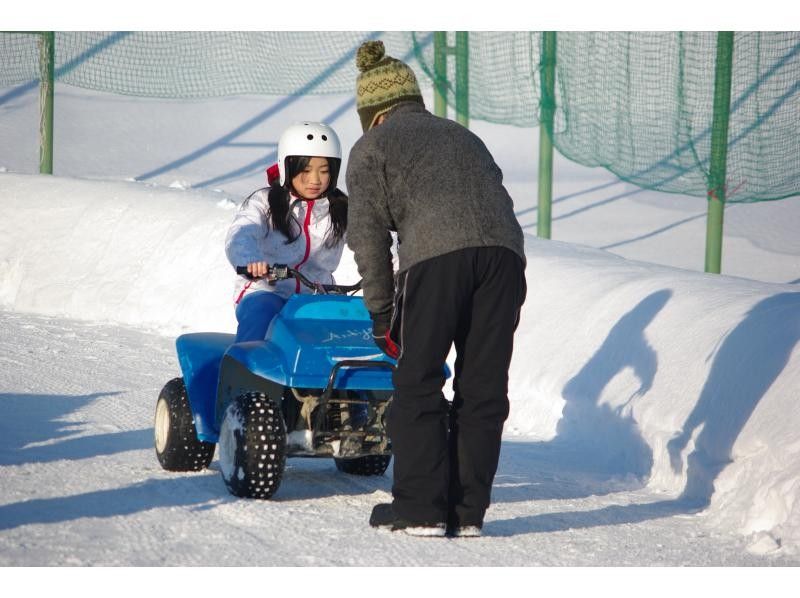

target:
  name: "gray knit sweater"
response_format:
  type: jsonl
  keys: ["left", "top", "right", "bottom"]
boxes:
{"left": 345, "top": 102, "right": 526, "bottom": 316}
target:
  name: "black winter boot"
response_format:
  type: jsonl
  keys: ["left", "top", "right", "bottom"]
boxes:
{"left": 369, "top": 503, "right": 447, "bottom": 537}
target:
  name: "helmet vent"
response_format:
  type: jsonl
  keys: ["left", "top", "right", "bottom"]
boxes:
{"left": 322, "top": 135, "right": 328, "bottom": 141}
{"left": 307, "top": 134, "right": 314, "bottom": 140}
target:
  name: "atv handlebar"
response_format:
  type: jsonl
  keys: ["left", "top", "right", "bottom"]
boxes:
{"left": 235, "top": 264, "right": 361, "bottom": 295}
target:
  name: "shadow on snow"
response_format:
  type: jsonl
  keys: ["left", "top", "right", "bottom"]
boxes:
{"left": 0, "top": 457, "right": 390, "bottom": 531}
{"left": 0, "top": 391, "right": 148, "bottom": 466}
{"left": 490, "top": 290, "right": 800, "bottom": 536}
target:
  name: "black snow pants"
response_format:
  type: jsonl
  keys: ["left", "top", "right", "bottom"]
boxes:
{"left": 387, "top": 246, "right": 526, "bottom": 528}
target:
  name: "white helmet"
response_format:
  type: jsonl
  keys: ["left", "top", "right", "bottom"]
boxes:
{"left": 277, "top": 121, "right": 342, "bottom": 186}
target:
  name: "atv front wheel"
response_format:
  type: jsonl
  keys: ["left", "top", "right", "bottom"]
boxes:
{"left": 154, "top": 377, "right": 215, "bottom": 471}
{"left": 334, "top": 454, "right": 391, "bottom": 476}
{"left": 219, "top": 392, "right": 287, "bottom": 499}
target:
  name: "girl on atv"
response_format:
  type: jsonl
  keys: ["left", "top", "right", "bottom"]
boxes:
{"left": 225, "top": 122, "right": 348, "bottom": 342}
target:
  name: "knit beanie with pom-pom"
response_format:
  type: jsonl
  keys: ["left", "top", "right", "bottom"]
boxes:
{"left": 355, "top": 40, "right": 424, "bottom": 132}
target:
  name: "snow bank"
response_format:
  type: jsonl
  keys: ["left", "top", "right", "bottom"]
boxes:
{"left": 0, "top": 173, "right": 239, "bottom": 334}
{"left": 1, "top": 172, "right": 799, "bottom": 553}
{"left": 511, "top": 235, "right": 800, "bottom": 553}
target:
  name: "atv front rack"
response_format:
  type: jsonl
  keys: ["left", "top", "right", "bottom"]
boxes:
{"left": 311, "top": 360, "right": 395, "bottom": 457}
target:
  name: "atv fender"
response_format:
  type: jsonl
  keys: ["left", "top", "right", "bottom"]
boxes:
{"left": 175, "top": 332, "right": 234, "bottom": 442}
{"left": 214, "top": 346, "right": 287, "bottom": 433}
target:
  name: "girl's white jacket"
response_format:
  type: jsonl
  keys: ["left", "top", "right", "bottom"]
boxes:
{"left": 224, "top": 189, "right": 345, "bottom": 304}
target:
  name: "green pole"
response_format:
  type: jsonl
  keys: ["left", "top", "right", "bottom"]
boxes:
{"left": 455, "top": 32, "right": 469, "bottom": 128}
{"left": 433, "top": 32, "right": 448, "bottom": 118}
{"left": 704, "top": 31, "right": 734, "bottom": 274}
{"left": 537, "top": 32, "right": 557, "bottom": 240}
{"left": 39, "top": 31, "right": 55, "bottom": 174}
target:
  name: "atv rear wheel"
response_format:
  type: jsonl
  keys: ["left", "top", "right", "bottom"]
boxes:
{"left": 154, "top": 377, "right": 215, "bottom": 471}
{"left": 334, "top": 454, "right": 391, "bottom": 476}
{"left": 219, "top": 392, "right": 287, "bottom": 499}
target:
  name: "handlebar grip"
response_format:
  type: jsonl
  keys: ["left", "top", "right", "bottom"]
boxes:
{"left": 234, "top": 264, "right": 359, "bottom": 293}
{"left": 235, "top": 264, "right": 290, "bottom": 281}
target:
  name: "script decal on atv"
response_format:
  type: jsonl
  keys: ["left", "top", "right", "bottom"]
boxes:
{"left": 321, "top": 328, "right": 373, "bottom": 344}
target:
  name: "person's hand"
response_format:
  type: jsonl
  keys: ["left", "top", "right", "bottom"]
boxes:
{"left": 246, "top": 261, "right": 270, "bottom": 278}
{"left": 371, "top": 311, "right": 400, "bottom": 359}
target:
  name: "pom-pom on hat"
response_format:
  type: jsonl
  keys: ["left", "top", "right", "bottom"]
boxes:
{"left": 355, "top": 40, "right": 424, "bottom": 132}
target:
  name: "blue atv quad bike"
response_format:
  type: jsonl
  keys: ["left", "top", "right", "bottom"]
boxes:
{"left": 154, "top": 265, "right": 399, "bottom": 499}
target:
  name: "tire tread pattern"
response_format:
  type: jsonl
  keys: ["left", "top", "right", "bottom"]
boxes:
{"left": 155, "top": 377, "right": 215, "bottom": 472}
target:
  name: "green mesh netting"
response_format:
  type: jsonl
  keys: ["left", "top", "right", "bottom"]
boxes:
{"left": 557, "top": 32, "right": 800, "bottom": 204}
{"left": 0, "top": 31, "right": 429, "bottom": 96}
{"left": 2, "top": 31, "right": 799, "bottom": 203}
{"left": 410, "top": 31, "right": 800, "bottom": 204}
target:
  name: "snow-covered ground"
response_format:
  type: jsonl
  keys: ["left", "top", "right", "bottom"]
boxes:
{"left": 1, "top": 77, "right": 800, "bottom": 569}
